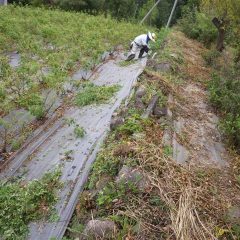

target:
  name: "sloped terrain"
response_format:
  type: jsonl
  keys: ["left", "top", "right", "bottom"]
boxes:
{"left": 67, "top": 30, "right": 240, "bottom": 240}
{"left": 0, "top": 5, "right": 147, "bottom": 159}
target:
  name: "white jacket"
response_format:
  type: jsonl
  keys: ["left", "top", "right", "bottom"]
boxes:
{"left": 133, "top": 34, "right": 149, "bottom": 47}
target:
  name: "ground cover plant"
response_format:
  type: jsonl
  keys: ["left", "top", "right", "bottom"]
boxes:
{"left": 75, "top": 83, "right": 120, "bottom": 107}
{"left": 0, "top": 5, "right": 148, "bottom": 155}
{"left": 0, "top": 169, "right": 62, "bottom": 239}
{"left": 0, "top": 5, "right": 147, "bottom": 118}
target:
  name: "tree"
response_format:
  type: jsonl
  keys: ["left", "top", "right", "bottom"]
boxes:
{"left": 201, "top": 0, "right": 240, "bottom": 51}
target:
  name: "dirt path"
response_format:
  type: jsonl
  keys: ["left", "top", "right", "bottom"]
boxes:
{"left": 0, "top": 54, "right": 146, "bottom": 239}
{"left": 171, "top": 81, "right": 229, "bottom": 167}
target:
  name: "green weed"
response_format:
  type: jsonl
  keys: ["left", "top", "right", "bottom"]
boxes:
{"left": 87, "top": 149, "right": 121, "bottom": 190}
{"left": 75, "top": 83, "right": 120, "bottom": 107}
{"left": 0, "top": 169, "right": 62, "bottom": 239}
{"left": 163, "top": 145, "right": 173, "bottom": 156}
{"left": 117, "top": 113, "right": 143, "bottom": 135}
{"left": 74, "top": 125, "right": 85, "bottom": 138}
{"left": 0, "top": 5, "right": 147, "bottom": 116}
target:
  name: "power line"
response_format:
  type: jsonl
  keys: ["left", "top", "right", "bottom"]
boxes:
{"left": 140, "top": 0, "right": 162, "bottom": 24}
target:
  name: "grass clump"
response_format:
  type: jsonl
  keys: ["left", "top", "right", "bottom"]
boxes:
{"left": 75, "top": 83, "right": 120, "bottom": 107}
{"left": 74, "top": 125, "right": 85, "bottom": 138}
{"left": 0, "top": 169, "right": 62, "bottom": 240}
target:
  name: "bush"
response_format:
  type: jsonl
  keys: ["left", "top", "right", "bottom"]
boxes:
{"left": 209, "top": 68, "right": 240, "bottom": 149}
{"left": 179, "top": 8, "right": 217, "bottom": 46}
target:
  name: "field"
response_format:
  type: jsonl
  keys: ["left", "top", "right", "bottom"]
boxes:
{"left": 0, "top": 5, "right": 148, "bottom": 153}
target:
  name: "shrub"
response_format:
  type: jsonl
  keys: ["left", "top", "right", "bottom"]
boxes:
{"left": 179, "top": 8, "right": 217, "bottom": 46}
{"left": 209, "top": 68, "right": 240, "bottom": 149}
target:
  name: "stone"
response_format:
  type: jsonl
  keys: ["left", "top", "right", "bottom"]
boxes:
{"left": 147, "top": 59, "right": 172, "bottom": 72}
{"left": 134, "top": 97, "right": 145, "bottom": 110}
{"left": 142, "top": 95, "right": 159, "bottom": 119}
{"left": 227, "top": 206, "right": 240, "bottom": 223}
{"left": 116, "top": 165, "right": 149, "bottom": 191}
{"left": 135, "top": 85, "right": 146, "bottom": 98}
{"left": 172, "top": 133, "right": 189, "bottom": 164}
{"left": 153, "top": 107, "right": 168, "bottom": 118}
{"left": 83, "top": 220, "right": 117, "bottom": 238}
{"left": 154, "top": 62, "right": 172, "bottom": 73}
{"left": 110, "top": 117, "right": 124, "bottom": 130}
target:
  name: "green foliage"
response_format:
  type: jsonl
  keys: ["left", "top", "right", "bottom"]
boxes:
{"left": 209, "top": 68, "right": 240, "bottom": 149}
{"left": 74, "top": 125, "right": 85, "bottom": 138}
{"left": 75, "top": 83, "right": 120, "bottom": 107}
{"left": 87, "top": 147, "right": 121, "bottom": 189}
{"left": 97, "top": 181, "right": 138, "bottom": 207}
{"left": 29, "top": 104, "right": 45, "bottom": 120}
{"left": 202, "top": 49, "right": 221, "bottom": 66}
{"left": 117, "top": 113, "right": 143, "bottom": 135}
{"left": 0, "top": 5, "right": 146, "bottom": 116}
{"left": 179, "top": 8, "right": 217, "bottom": 46}
{"left": 163, "top": 145, "right": 173, "bottom": 157}
{"left": 0, "top": 169, "right": 62, "bottom": 239}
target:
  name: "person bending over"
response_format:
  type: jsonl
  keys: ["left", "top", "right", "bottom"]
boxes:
{"left": 126, "top": 32, "right": 156, "bottom": 61}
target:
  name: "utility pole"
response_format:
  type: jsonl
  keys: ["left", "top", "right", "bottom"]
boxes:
{"left": 0, "top": 0, "right": 7, "bottom": 5}
{"left": 166, "top": 0, "right": 178, "bottom": 28}
{"left": 140, "top": 0, "right": 162, "bottom": 24}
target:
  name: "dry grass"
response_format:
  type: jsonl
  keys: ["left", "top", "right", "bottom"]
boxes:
{"left": 168, "top": 31, "right": 211, "bottom": 82}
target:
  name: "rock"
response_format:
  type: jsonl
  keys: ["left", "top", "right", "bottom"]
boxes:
{"left": 83, "top": 220, "right": 117, "bottom": 238}
{"left": 154, "top": 62, "right": 172, "bottom": 73}
{"left": 162, "top": 130, "right": 172, "bottom": 146}
{"left": 172, "top": 133, "right": 189, "bottom": 164}
{"left": 116, "top": 165, "right": 149, "bottom": 191}
{"left": 135, "top": 85, "right": 146, "bottom": 98}
{"left": 147, "top": 59, "right": 172, "bottom": 73}
{"left": 153, "top": 107, "right": 168, "bottom": 118}
{"left": 134, "top": 97, "right": 145, "bottom": 110}
{"left": 142, "top": 95, "right": 159, "bottom": 119}
{"left": 227, "top": 206, "right": 240, "bottom": 223}
{"left": 110, "top": 117, "right": 124, "bottom": 130}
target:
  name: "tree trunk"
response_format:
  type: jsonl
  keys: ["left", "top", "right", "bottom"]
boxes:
{"left": 212, "top": 17, "right": 225, "bottom": 52}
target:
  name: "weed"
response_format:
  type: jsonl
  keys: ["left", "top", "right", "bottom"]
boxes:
{"left": 117, "top": 113, "right": 143, "bottom": 135}
{"left": 64, "top": 118, "right": 75, "bottom": 127}
{"left": 75, "top": 83, "right": 120, "bottom": 107}
{"left": 63, "top": 150, "right": 74, "bottom": 161}
{"left": 74, "top": 125, "right": 85, "bottom": 138}
{"left": 87, "top": 149, "right": 121, "bottom": 190}
{"left": 0, "top": 5, "right": 147, "bottom": 117}
{"left": 97, "top": 181, "right": 139, "bottom": 207}
{"left": 163, "top": 145, "right": 173, "bottom": 156}
{"left": 0, "top": 169, "right": 62, "bottom": 239}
